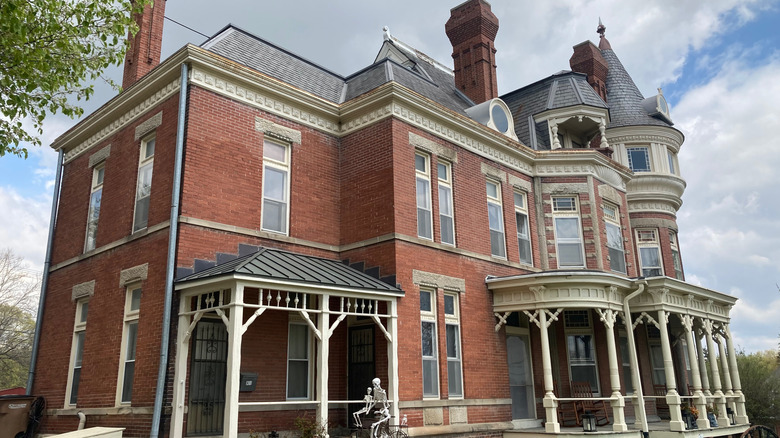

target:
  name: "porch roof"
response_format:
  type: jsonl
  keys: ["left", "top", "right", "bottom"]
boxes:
{"left": 175, "top": 247, "right": 403, "bottom": 296}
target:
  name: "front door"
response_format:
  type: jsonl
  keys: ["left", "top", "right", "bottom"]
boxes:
{"left": 188, "top": 320, "right": 228, "bottom": 435}
{"left": 507, "top": 333, "right": 535, "bottom": 419}
{"left": 348, "top": 325, "right": 375, "bottom": 426}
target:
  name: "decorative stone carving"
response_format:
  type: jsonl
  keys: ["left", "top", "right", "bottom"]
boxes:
{"left": 409, "top": 132, "right": 458, "bottom": 163}
{"left": 88, "top": 145, "right": 111, "bottom": 168}
{"left": 120, "top": 263, "right": 149, "bottom": 287}
{"left": 508, "top": 174, "right": 532, "bottom": 192}
{"left": 72, "top": 280, "right": 95, "bottom": 301}
{"left": 480, "top": 163, "right": 506, "bottom": 182}
{"left": 412, "top": 270, "right": 465, "bottom": 292}
{"left": 255, "top": 117, "right": 302, "bottom": 144}
{"left": 134, "top": 111, "right": 163, "bottom": 140}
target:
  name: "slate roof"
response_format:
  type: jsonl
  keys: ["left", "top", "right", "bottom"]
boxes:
{"left": 201, "top": 26, "right": 472, "bottom": 114}
{"left": 601, "top": 49, "right": 672, "bottom": 128}
{"left": 176, "top": 247, "right": 403, "bottom": 295}
{"left": 501, "top": 71, "right": 608, "bottom": 149}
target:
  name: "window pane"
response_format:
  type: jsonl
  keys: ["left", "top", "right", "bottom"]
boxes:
{"left": 287, "top": 361, "right": 308, "bottom": 398}
{"left": 419, "top": 290, "right": 432, "bottom": 312}
{"left": 437, "top": 163, "right": 448, "bottom": 181}
{"left": 416, "top": 177, "right": 431, "bottom": 209}
{"left": 264, "top": 141, "right": 286, "bottom": 162}
{"left": 288, "top": 325, "right": 308, "bottom": 360}
{"left": 438, "top": 185, "right": 452, "bottom": 215}
{"left": 70, "top": 367, "right": 81, "bottom": 405}
{"left": 440, "top": 216, "right": 454, "bottom": 245}
{"left": 144, "top": 138, "right": 155, "bottom": 158}
{"left": 640, "top": 247, "right": 661, "bottom": 269}
{"left": 421, "top": 322, "right": 435, "bottom": 356}
{"left": 446, "top": 325, "right": 459, "bottom": 358}
{"left": 130, "top": 289, "right": 142, "bottom": 312}
{"left": 568, "top": 335, "right": 595, "bottom": 362}
{"left": 263, "top": 167, "right": 287, "bottom": 201}
{"left": 518, "top": 237, "right": 532, "bottom": 264}
{"left": 137, "top": 163, "right": 153, "bottom": 198}
{"left": 121, "top": 361, "right": 135, "bottom": 403}
{"left": 488, "top": 203, "right": 503, "bottom": 231}
{"left": 133, "top": 196, "right": 150, "bottom": 231}
{"left": 417, "top": 208, "right": 432, "bottom": 239}
{"left": 609, "top": 247, "right": 627, "bottom": 273}
{"left": 262, "top": 199, "right": 287, "bottom": 233}
{"left": 74, "top": 331, "right": 85, "bottom": 365}
{"left": 80, "top": 303, "right": 89, "bottom": 323}
{"left": 415, "top": 154, "right": 427, "bottom": 172}
{"left": 126, "top": 323, "right": 138, "bottom": 360}
{"left": 486, "top": 181, "right": 498, "bottom": 199}
{"left": 606, "top": 223, "right": 623, "bottom": 249}
{"left": 95, "top": 167, "right": 105, "bottom": 185}
{"left": 444, "top": 295, "right": 455, "bottom": 316}
{"left": 85, "top": 189, "right": 102, "bottom": 251}
{"left": 555, "top": 217, "right": 580, "bottom": 239}
{"left": 553, "top": 197, "right": 576, "bottom": 211}
{"left": 513, "top": 192, "right": 524, "bottom": 209}
{"left": 422, "top": 358, "right": 438, "bottom": 397}
{"left": 627, "top": 148, "right": 650, "bottom": 172}
{"left": 448, "top": 360, "right": 463, "bottom": 397}
{"left": 490, "top": 230, "right": 506, "bottom": 258}
{"left": 558, "top": 243, "right": 583, "bottom": 266}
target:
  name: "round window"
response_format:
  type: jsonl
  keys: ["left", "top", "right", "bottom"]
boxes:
{"left": 491, "top": 103, "right": 509, "bottom": 133}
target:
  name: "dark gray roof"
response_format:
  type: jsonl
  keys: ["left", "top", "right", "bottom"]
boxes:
{"left": 176, "top": 247, "right": 403, "bottom": 295}
{"left": 501, "top": 71, "right": 607, "bottom": 149}
{"left": 202, "top": 26, "right": 346, "bottom": 103}
{"left": 601, "top": 49, "right": 672, "bottom": 128}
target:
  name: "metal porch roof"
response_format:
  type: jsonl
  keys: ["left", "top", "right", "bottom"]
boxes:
{"left": 175, "top": 247, "right": 403, "bottom": 295}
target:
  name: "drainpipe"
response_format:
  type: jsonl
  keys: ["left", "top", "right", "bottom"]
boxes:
{"left": 77, "top": 411, "right": 86, "bottom": 430}
{"left": 150, "top": 62, "right": 189, "bottom": 438}
{"left": 623, "top": 279, "right": 648, "bottom": 436}
{"left": 26, "top": 149, "right": 64, "bottom": 394}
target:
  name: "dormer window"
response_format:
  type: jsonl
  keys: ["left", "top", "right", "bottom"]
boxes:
{"left": 465, "top": 98, "right": 518, "bottom": 141}
{"left": 641, "top": 88, "right": 673, "bottom": 124}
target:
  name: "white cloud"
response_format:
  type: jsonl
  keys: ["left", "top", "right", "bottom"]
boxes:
{"left": 0, "top": 186, "right": 50, "bottom": 273}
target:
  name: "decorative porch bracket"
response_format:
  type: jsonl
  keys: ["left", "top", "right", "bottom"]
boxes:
{"left": 632, "top": 311, "right": 659, "bottom": 329}
{"left": 241, "top": 307, "right": 267, "bottom": 336}
{"left": 494, "top": 311, "right": 511, "bottom": 332}
{"left": 298, "top": 310, "right": 322, "bottom": 341}
{"left": 327, "top": 313, "right": 348, "bottom": 339}
{"left": 183, "top": 310, "right": 205, "bottom": 343}
{"left": 371, "top": 315, "right": 393, "bottom": 342}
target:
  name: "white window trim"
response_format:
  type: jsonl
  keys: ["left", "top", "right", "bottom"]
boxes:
{"left": 415, "top": 152, "right": 433, "bottom": 240}
{"left": 636, "top": 229, "right": 664, "bottom": 277}
{"left": 552, "top": 196, "right": 586, "bottom": 268}
{"left": 486, "top": 180, "right": 506, "bottom": 259}
{"left": 116, "top": 286, "right": 141, "bottom": 406}
{"left": 261, "top": 139, "right": 292, "bottom": 235}
{"left": 669, "top": 231, "right": 683, "bottom": 280}
{"left": 564, "top": 310, "right": 601, "bottom": 396}
{"left": 420, "top": 288, "right": 439, "bottom": 399}
{"left": 437, "top": 161, "right": 455, "bottom": 246}
{"left": 626, "top": 146, "right": 651, "bottom": 172}
{"left": 132, "top": 136, "right": 155, "bottom": 233}
{"left": 603, "top": 203, "right": 626, "bottom": 274}
{"left": 65, "top": 299, "right": 89, "bottom": 407}
{"left": 286, "top": 319, "right": 312, "bottom": 400}
{"left": 667, "top": 149, "right": 677, "bottom": 175}
{"left": 444, "top": 292, "right": 463, "bottom": 399}
{"left": 84, "top": 164, "right": 104, "bottom": 252}
{"left": 514, "top": 191, "right": 532, "bottom": 265}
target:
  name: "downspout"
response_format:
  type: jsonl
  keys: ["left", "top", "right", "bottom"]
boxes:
{"left": 151, "top": 62, "right": 189, "bottom": 438}
{"left": 623, "top": 279, "right": 648, "bottom": 436}
{"left": 77, "top": 411, "right": 86, "bottom": 430}
{"left": 26, "top": 149, "right": 64, "bottom": 394}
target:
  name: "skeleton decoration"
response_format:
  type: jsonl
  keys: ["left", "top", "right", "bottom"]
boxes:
{"left": 352, "top": 377, "right": 392, "bottom": 438}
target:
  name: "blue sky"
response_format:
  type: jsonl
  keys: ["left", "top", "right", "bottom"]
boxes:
{"left": 3, "top": 0, "right": 779, "bottom": 353}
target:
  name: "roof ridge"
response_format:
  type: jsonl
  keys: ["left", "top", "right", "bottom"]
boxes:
{"left": 234, "top": 247, "right": 268, "bottom": 271}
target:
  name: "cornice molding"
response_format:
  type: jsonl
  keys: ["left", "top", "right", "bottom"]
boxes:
{"left": 606, "top": 125, "right": 684, "bottom": 153}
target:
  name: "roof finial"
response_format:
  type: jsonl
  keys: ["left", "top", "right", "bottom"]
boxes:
{"left": 597, "top": 17, "right": 606, "bottom": 38}
{"left": 383, "top": 26, "right": 391, "bottom": 42}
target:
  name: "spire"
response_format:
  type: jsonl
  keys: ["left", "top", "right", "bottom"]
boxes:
{"left": 597, "top": 17, "right": 612, "bottom": 50}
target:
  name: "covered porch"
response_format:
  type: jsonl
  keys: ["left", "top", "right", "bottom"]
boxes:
{"left": 487, "top": 272, "right": 749, "bottom": 438}
{"left": 168, "top": 248, "right": 403, "bottom": 438}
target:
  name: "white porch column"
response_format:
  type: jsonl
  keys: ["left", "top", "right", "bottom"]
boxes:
{"left": 317, "top": 294, "right": 331, "bottom": 436}
{"left": 170, "top": 297, "right": 192, "bottom": 438}
{"left": 704, "top": 319, "right": 727, "bottom": 425}
{"left": 680, "top": 315, "right": 709, "bottom": 430}
{"left": 597, "top": 309, "right": 626, "bottom": 431}
{"left": 224, "top": 284, "right": 245, "bottom": 438}
{"left": 717, "top": 333, "right": 733, "bottom": 425}
{"left": 695, "top": 329, "right": 711, "bottom": 397}
{"left": 658, "top": 310, "right": 684, "bottom": 431}
{"left": 538, "top": 309, "right": 560, "bottom": 433}
{"left": 725, "top": 325, "right": 749, "bottom": 424}
{"left": 388, "top": 299, "right": 400, "bottom": 422}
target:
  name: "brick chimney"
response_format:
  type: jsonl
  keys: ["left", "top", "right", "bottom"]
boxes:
{"left": 122, "top": 0, "right": 166, "bottom": 90}
{"left": 569, "top": 20, "right": 610, "bottom": 102}
{"left": 445, "top": 0, "right": 499, "bottom": 104}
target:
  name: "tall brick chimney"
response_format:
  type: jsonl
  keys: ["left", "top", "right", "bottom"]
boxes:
{"left": 569, "top": 20, "right": 609, "bottom": 102}
{"left": 122, "top": 0, "right": 166, "bottom": 90}
{"left": 445, "top": 0, "right": 499, "bottom": 104}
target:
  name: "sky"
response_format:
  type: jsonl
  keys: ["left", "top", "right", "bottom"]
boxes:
{"left": 1, "top": 0, "right": 779, "bottom": 353}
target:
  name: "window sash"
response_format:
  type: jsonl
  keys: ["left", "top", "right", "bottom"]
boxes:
{"left": 446, "top": 324, "right": 463, "bottom": 397}
{"left": 487, "top": 198, "right": 506, "bottom": 258}
{"left": 132, "top": 161, "right": 153, "bottom": 232}
{"left": 555, "top": 217, "right": 584, "bottom": 267}
{"left": 606, "top": 222, "right": 626, "bottom": 273}
{"left": 120, "top": 321, "right": 138, "bottom": 403}
{"left": 639, "top": 246, "right": 663, "bottom": 277}
{"left": 85, "top": 187, "right": 102, "bottom": 251}
{"left": 567, "top": 334, "right": 599, "bottom": 394}
{"left": 421, "top": 321, "right": 439, "bottom": 397}
{"left": 627, "top": 147, "right": 650, "bottom": 172}
{"left": 417, "top": 176, "right": 432, "bottom": 239}
{"left": 438, "top": 183, "right": 455, "bottom": 245}
{"left": 287, "top": 323, "right": 310, "bottom": 399}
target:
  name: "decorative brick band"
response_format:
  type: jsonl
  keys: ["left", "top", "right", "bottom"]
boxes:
{"left": 134, "top": 111, "right": 163, "bottom": 140}
{"left": 255, "top": 117, "right": 302, "bottom": 144}
{"left": 88, "top": 145, "right": 111, "bottom": 168}
{"left": 412, "top": 270, "right": 465, "bottom": 293}
{"left": 119, "top": 263, "right": 149, "bottom": 287}
{"left": 72, "top": 280, "right": 95, "bottom": 301}
{"left": 480, "top": 163, "right": 506, "bottom": 182}
{"left": 408, "top": 132, "right": 458, "bottom": 163}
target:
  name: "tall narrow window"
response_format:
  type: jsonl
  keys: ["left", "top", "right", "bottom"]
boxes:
{"left": 287, "top": 322, "right": 310, "bottom": 399}
{"left": 514, "top": 192, "right": 532, "bottom": 265}
{"left": 618, "top": 331, "right": 634, "bottom": 394}
{"left": 84, "top": 165, "right": 104, "bottom": 251}
{"left": 667, "top": 149, "right": 677, "bottom": 175}
{"left": 506, "top": 313, "right": 535, "bottom": 419}
{"left": 416, "top": 152, "right": 433, "bottom": 240}
{"left": 565, "top": 310, "right": 600, "bottom": 394}
{"left": 626, "top": 146, "right": 651, "bottom": 172}
{"left": 67, "top": 299, "right": 89, "bottom": 406}
{"left": 420, "top": 289, "right": 438, "bottom": 398}
{"left": 669, "top": 231, "right": 683, "bottom": 280}
{"left": 444, "top": 293, "right": 463, "bottom": 398}
{"left": 133, "top": 136, "right": 155, "bottom": 232}
{"left": 647, "top": 327, "right": 666, "bottom": 386}
{"left": 262, "top": 139, "right": 290, "bottom": 234}
{"left": 118, "top": 287, "right": 141, "bottom": 404}
{"left": 486, "top": 180, "right": 506, "bottom": 258}
{"left": 438, "top": 161, "right": 455, "bottom": 245}
{"left": 636, "top": 229, "right": 663, "bottom": 277}
{"left": 603, "top": 203, "right": 626, "bottom": 273}
{"left": 553, "top": 197, "right": 585, "bottom": 268}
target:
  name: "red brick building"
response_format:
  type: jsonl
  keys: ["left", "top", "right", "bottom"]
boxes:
{"left": 32, "top": 1, "right": 749, "bottom": 437}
